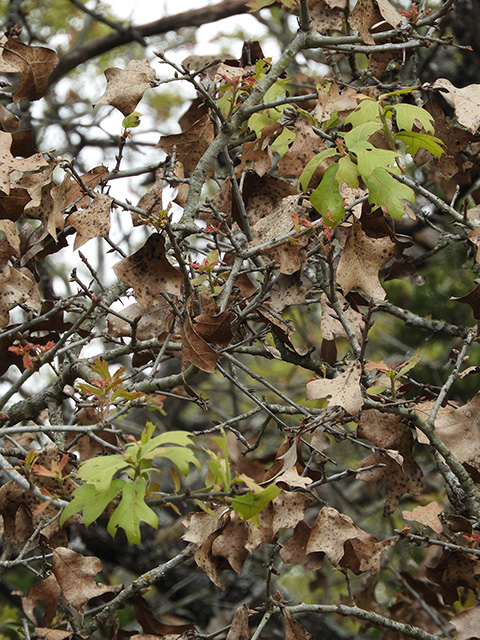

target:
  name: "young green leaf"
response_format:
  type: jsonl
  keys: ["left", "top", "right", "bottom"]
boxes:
{"left": 298, "top": 147, "right": 338, "bottom": 192}
{"left": 107, "top": 478, "right": 159, "bottom": 544}
{"left": 77, "top": 455, "right": 129, "bottom": 492}
{"left": 365, "top": 167, "right": 414, "bottom": 219}
{"left": 390, "top": 103, "right": 434, "bottom": 133}
{"left": 232, "top": 484, "right": 281, "bottom": 524}
{"left": 310, "top": 164, "right": 345, "bottom": 225}
{"left": 395, "top": 131, "right": 445, "bottom": 158}
{"left": 60, "top": 479, "right": 125, "bottom": 528}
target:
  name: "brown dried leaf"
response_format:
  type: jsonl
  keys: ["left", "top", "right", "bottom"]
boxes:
{"left": 283, "top": 609, "right": 313, "bottom": 640}
{"left": 430, "top": 78, "right": 480, "bottom": 134}
{"left": 238, "top": 172, "right": 297, "bottom": 228}
{"left": 434, "top": 393, "right": 480, "bottom": 466}
{"left": 358, "top": 410, "right": 424, "bottom": 514}
{"left": 182, "top": 295, "right": 219, "bottom": 373}
{"left": 284, "top": 522, "right": 326, "bottom": 570}
{"left": 336, "top": 221, "right": 396, "bottom": 300}
{"left": 426, "top": 549, "right": 480, "bottom": 605}
{"left": 34, "top": 628, "right": 73, "bottom": 640}
{"left": 226, "top": 605, "right": 250, "bottom": 640}
{"left": 348, "top": 0, "right": 381, "bottom": 44}
{"left": 52, "top": 547, "right": 113, "bottom": 610}
{"left": 0, "top": 265, "right": 41, "bottom": 327}
{"left": 320, "top": 292, "right": 365, "bottom": 341}
{"left": 308, "top": 0, "right": 345, "bottom": 32}
{"left": 95, "top": 59, "right": 156, "bottom": 116}
{"left": 64, "top": 166, "right": 109, "bottom": 209}
{"left": 107, "top": 300, "right": 173, "bottom": 341}
{"left": 341, "top": 536, "right": 397, "bottom": 574}
{"left": 402, "top": 502, "right": 443, "bottom": 534}
{"left": 452, "top": 282, "right": 480, "bottom": 319}
{"left": 451, "top": 605, "right": 480, "bottom": 640}
{"left": 22, "top": 574, "right": 61, "bottom": 625}
{"left": 0, "top": 130, "right": 47, "bottom": 195}
{"left": 315, "top": 83, "right": 359, "bottom": 125}
{"left": 113, "top": 233, "right": 183, "bottom": 304}
{"left": 1, "top": 37, "right": 59, "bottom": 102}
{"left": 211, "top": 512, "right": 249, "bottom": 573}
{"left": 270, "top": 273, "right": 306, "bottom": 313}
{"left": 306, "top": 361, "right": 363, "bottom": 416}
{"left": 272, "top": 491, "right": 314, "bottom": 535}
{"left": 67, "top": 194, "right": 112, "bottom": 250}
{"left": 158, "top": 114, "right": 215, "bottom": 177}
{"left": 307, "top": 506, "right": 375, "bottom": 566}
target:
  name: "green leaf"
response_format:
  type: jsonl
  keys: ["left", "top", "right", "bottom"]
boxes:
{"left": 365, "top": 167, "right": 414, "bottom": 219}
{"left": 342, "top": 121, "right": 382, "bottom": 147}
{"left": 336, "top": 155, "right": 359, "bottom": 188}
{"left": 90, "top": 357, "right": 110, "bottom": 380}
{"left": 352, "top": 144, "right": 399, "bottom": 180}
{"left": 232, "top": 484, "right": 281, "bottom": 524}
{"left": 310, "top": 164, "right": 345, "bottom": 225}
{"left": 396, "top": 353, "right": 420, "bottom": 377}
{"left": 107, "top": 478, "right": 158, "bottom": 544}
{"left": 270, "top": 127, "right": 296, "bottom": 157}
{"left": 366, "top": 383, "right": 389, "bottom": 396}
{"left": 390, "top": 103, "right": 434, "bottom": 133}
{"left": 60, "top": 479, "right": 125, "bottom": 528}
{"left": 298, "top": 148, "right": 338, "bottom": 191}
{"left": 77, "top": 455, "right": 129, "bottom": 492}
{"left": 344, "top": 98, "right": 379, "bottom": 127}
{"left": 122, "top": 111, "right": 142, "bottom": 129}
{"left": 149, "top": 445, "right": 201, "bottom": 477}
{"left": 395, "top": 131, "right": 445, "bottom": 158}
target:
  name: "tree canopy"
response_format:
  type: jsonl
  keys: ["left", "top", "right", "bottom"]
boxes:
{"left": 0, "top": 0, "right": 480, "bottom": 639}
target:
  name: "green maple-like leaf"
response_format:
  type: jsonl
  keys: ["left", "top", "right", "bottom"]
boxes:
{"left": 365, "top": 167, "right": 414, "bottom": 219}
{"left": 352, "top": 144, "right": 399, "bottom": 180}
{"left": 298, "top": 147, "right": 338, "bottom": 191}
{"left": 232, "top": 484, "right": 281, "bottom": 525}
{"left": 390, "top": 103, "right": 435, "bottom": 133}
{"left": 77, "top": 455, "right": 130, "bottom": 492}
{"left": 310, "top": 164, "right": 345, "bottom": 225}
{"left": 395, "top": 131, "right": 445, "bottom": 158}
{"left": 60, "top": 479, "right": 125, "bottom": 528}
{"left": 107, "top": 478, "right": 159, "bottom": 544}
{"left": 344, "top": 98, "right": 379, "bottom": 127}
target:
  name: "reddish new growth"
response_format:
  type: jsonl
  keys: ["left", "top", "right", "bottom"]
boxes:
{"left": 8, "top": 341, "right": 55, "bottom": 371}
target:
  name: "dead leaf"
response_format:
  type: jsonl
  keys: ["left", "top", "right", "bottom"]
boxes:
{"left": 67, "top": 194, "right": 112, "bottom": 250}
{"left": 308, "top": 0, "right": 345, "bottom": 32}
{"left": 283, "top": 608, "right": 313, "bottom": 640}
{"left": 22, "top": 574, "right": 61, "bottom": 626}
{"left": 181, "top": 294, "right": 218, "bottom": 373}
{"left": 270, "top": 273, "right": 307, "bottom": 312}
{"left": 451, "top": 605, "right": 480, "bottom": 640}
{"left": 336, "top": 220, "right": 396, "bottom": 300}
{"left": 402, "top": 502, "right": 443, "bottom": 534}
{"left": 320, "top": 292, "right": 365, "bottom": 341}
{"left": 434, "top": 393, "right": 480, "bottom": 466}
{"left": 107, "top": 300, "right": 173, "bottom": 341}
{"left": 95, "top": 59, "right": 156, "bottom": 116}
{"left": 307, "top": 506, "right": 375, "bottom": 566}
{"left": 158, "top": 114, "right": 215, "bottom": 177}
{"left": 226, "top": 605, "right": 250, "bottom": 640}
{"left": 0, "top": 37, "right": 59, "bottom": 102}
{"left": 113, "top": 233, "right": 183, "bottom": 304}
{"left": 0, "top": 264, "right": 41, "bottom": 327}
{"left": 306, "top": 361, "right": 363, "bottom": 416}
{"left": 52, "top": 547, "right": 113, "bottom": 610}
{"left": 0, "top": 130, "right": 47, "bottom": 195}
{"left": 358, "top": 410, "right": 424, "bottom": 514}
{"left": 430, "top": 78, "right": 480, "bottom": 134}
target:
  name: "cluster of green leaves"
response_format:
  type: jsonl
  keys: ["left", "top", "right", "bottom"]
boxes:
{"left": 202, "top": 429, "right": 281, "bottom": 524}
{"left": 60, "top": 423, "right": 200, "bottom": 544}
{"left": 299, "top": 90, "right": 445, "bottom": 224}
